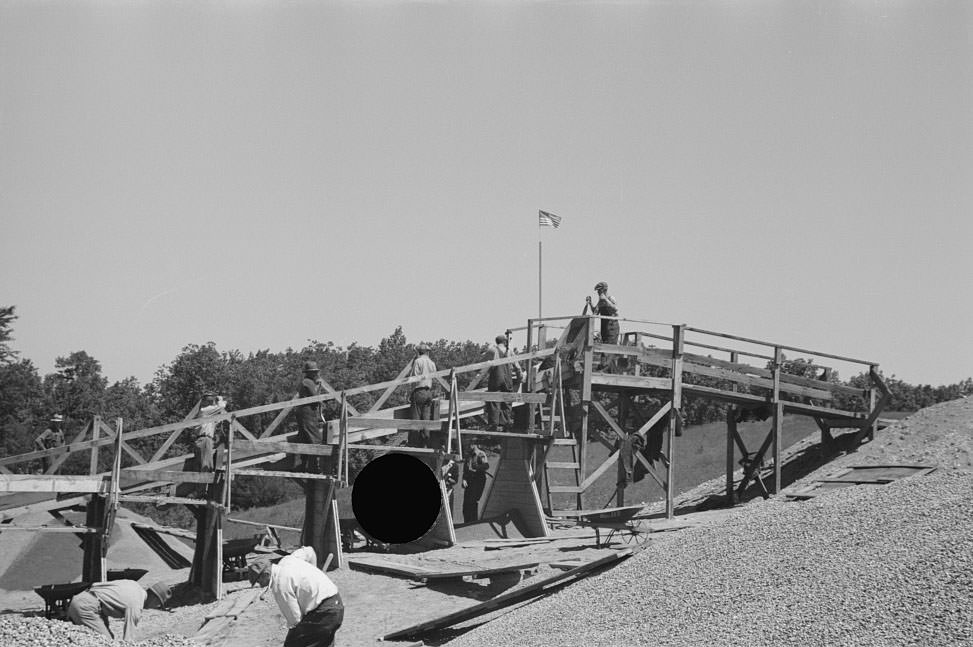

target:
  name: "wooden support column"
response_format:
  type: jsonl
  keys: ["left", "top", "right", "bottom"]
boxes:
{"left": 89, "top": 419, "right": 100, "bottom": 475}
{"left": 526, "top": 319, "right": 535, "bottom": 434}
{"left": 82, "top": 494, "right": 108, "bottom": 582}
{"left": 771, "top": 347, "right": 783, "bottom": 495}
{"left": 302, "top": 478, "right": 342, "bottom": 570}
{"left": 867, "top": 364, "right": 878, "bottom": 442}
{"left": 666, "top": 324, "right": 684, "bottom": 519}
{"left": 725, "top": 351, "right": 738, "bottom": 505}
{"left": 579, "top": 317, "right": 595, "bottom": 510}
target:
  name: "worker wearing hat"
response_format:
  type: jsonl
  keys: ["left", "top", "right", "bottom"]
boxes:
{"left": 482, "top": 333, "right": 523, "bottom": 432}
{"left": 34, "top": 414, "right": 66, "bottom": 473}
{"left": 295, "top": 360, "right": 326, "bottom": 472}
{"left": 407, "top": 343, "right": 437, "bottom": 447}
{"left": 586, "top": 281, "right": 620, "bottom": 345}
{"left": 194, "top": 392, "right": 227, "bottom": 473}
{"left": 66, "top": 579, "right": 171, "bottom": 641}
{"left": 247, "top": 547, "right": 343, "bottom": 647}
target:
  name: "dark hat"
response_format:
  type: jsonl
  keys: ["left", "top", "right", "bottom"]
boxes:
{"left": 302, "top": 360, "right": 320, "bottom": 373}
{"left": 495, "top": 334, "right": 507, "bottom": 345}
{"left": 247, "top": 560, "right": 273, "bottom": 586}
{"left": 594, "top": 281, "right": 608, "bottom": 292}
{"left": 147, "top": 581, "right": 173, "bottom": 609}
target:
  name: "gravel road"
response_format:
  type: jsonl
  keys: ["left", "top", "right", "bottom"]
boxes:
{"left": 446, "top": 398, "right": 973, "bottom": 647}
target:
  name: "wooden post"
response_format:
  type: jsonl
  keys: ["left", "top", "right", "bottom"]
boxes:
{"left": 867, "top": 365, "right": 878, "bottom": 442}
{"left": 579, "top": 317, "right": 595, "bottom": 510}
{"left": 82, "top": 494, "right": 107, "bottom": 582}
{"left": 526, "top": 320, "right": 535, "bottom": 434}
{"left": 726, "top": 351, "right": 738, "bottom": 505}
{"left": 89, "top": 418, "right": 100, "bottom": 475}
{"left": 336, "top": 394, "right": 346, "bottom": 482}
{"left": 771, "top": 347, "right": 783, "bottom": 495}
{"left": 666, "top": 325, "right": 684, "bottom": 520}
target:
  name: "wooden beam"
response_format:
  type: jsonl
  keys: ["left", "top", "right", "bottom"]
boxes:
{"left": 0, "top": 526, "right": 99, "bottom": 533}
{"left": 455, "top": 391, "right": 548, "bottom": 404}
{"left": 590, "top": 374, "right": 672, "bottom": 391}
{"left": 46, "top": 420, "right": 93, "bottom": 475}
{"left": 259, "top": 394, "right": 297, "bottom": 439}
{"left": 232, "top": 469, "right": 336, "bottom": 481}
{"left": 667, "top": 325, "right": 684, "bottom": 519}
{"left": 119, "top": 469, "right": 216, "bottom": 485}
{"left": 232, "top": 439, "right": 335, "bottom": 456}
{"left": 368, "top": 362, "right": 413, "bottom": 413}
{"left": 344, "top": 418, "right": 445, "bottom": 430}
{"left": 97, "top": 419, "right": 146, "bottom": 465}
{"left": 151, "top": 400, "right": 202, "bottom": 463}
{"left": 0, "top": 474, "right": 108, "bottom": 493}
{"left": 345, "top": 444, "right": 436, "bottom": 454}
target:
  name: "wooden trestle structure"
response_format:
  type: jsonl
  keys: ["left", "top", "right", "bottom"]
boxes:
{"left": 0, "top": 314, "right": 889, "bottom": 599}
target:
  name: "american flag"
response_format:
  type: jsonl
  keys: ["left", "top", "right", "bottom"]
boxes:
{"left": 538, "top": 210, "right": 562, "bottom": 228}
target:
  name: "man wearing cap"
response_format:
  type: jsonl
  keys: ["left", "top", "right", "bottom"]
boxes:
{"left": 34, "top": 414, "right": 66, "bottom": 473}
{"left": 586, "top": 282, "right": 620, "bottom": 345}
{"left": 195, "top": 393, "right": 227, "bottom": 473}
{"left": 296, "top": 361, "right": 326, "bottom": 472}
{"left": 66, "top": 579, "right": 171, "bottom": 641}
{"left": 248, "top": 546, "right": 343, "bottom": 647}
{"left": 483, "top": 334, "right": 523, "bottom": 432}
{"left": 408, "top": 343, "right": 437, "bottom": 447}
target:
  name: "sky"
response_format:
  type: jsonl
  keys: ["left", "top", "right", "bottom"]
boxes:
{"left": 1, "top": 0, "right": 970, "bottom": 387}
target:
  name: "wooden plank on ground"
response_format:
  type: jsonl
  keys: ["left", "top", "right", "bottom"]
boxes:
{"left": 382, "top": 549, "right": 634, "bottom": 641}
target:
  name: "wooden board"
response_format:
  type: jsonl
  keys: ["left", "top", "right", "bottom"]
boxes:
{"left": 346, "top": 557, "right": 539, "bottom": 581}
{"left": 382, "top": 549, "right": 635, "bottom": 641}
{"left": 785, "top": 465, "right": 936, "bottom": 499}
{"left": 0, "top": 475, "right": 108, "bottom": 493}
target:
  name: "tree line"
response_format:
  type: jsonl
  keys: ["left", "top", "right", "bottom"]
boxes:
{"left": 2, "top": 304, "right": 971, "bottom": 506}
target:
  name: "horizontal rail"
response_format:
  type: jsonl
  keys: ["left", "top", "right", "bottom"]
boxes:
{"left": 685, "top": 327, "right": 876, "bottom": 366}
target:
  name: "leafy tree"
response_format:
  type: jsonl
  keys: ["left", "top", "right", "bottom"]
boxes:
{"left": 0, "top": 305, "right": 18, "bottom": 364}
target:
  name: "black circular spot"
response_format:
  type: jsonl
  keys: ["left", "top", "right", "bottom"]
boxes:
{"left": 352, "top": 453, "right": 441, "bottom": 544}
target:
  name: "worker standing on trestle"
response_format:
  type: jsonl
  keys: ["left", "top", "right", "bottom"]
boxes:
{"left": 34, "top": 414, "right": 66, "bottom": 473}
{"left": 483, "top": 334, "right": 523, "bottom": 432}
{"left": 295, "top": 361, "right": 326, "bottom": 472}
{"left": 195, "top": 392, "right": 226, "bottom": 472}
{"left": 408, "top": 342, "right": 437, "bottom": 447}
{"left": 248, "top": 546, "right": 344, "bottom": 647}
{"left": 587, "top": 281, "right": 620, "bottom": 345}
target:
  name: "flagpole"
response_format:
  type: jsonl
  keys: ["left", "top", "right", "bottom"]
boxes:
{"left": 538, "top": 222, "right": 542, "bottom": 319}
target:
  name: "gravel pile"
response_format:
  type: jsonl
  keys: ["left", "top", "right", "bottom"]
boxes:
{"left": 0, "top": 615, "right": 199, "bottom": 647}
{"left": 446, "top": 469, "right": 973, "bottom": 647}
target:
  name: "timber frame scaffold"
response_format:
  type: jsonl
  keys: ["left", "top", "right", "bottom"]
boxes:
{"left": 0, "top": 313, "right": 889, "bottom": 598}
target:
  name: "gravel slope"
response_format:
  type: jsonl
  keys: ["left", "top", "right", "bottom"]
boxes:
{"left": 446, "top": 398, "right": 973, "bottom": 647}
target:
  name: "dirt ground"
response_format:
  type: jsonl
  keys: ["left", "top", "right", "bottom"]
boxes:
{"left": 2, "top": 397, "right": 971, "bottom": 646}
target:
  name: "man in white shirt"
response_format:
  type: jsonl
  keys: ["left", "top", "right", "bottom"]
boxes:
{"left": 408, "top": 343, "right": 437, "bottom": 447}
{"left": 195, "top": 392, "right": 227, "bottom": 472}
{"left": 248, "top": 546, "right": 343, "bottom": 647}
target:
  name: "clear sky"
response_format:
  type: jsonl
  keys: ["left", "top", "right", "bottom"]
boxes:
{"left": 1, "top": 0, "right": 970, "bottom": 387}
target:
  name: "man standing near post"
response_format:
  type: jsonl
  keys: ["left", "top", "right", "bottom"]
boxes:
{"left": 296, "top": 361, "right": 326, "bottom": 472}
{"left": 248, "top": 546, "right": 343, "bottom": 647}
{"left": 408, "top": 343, "right": 437, "bottom": 447}
{"left": 483, "top": 334, "right": 523, "bottom": 432}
